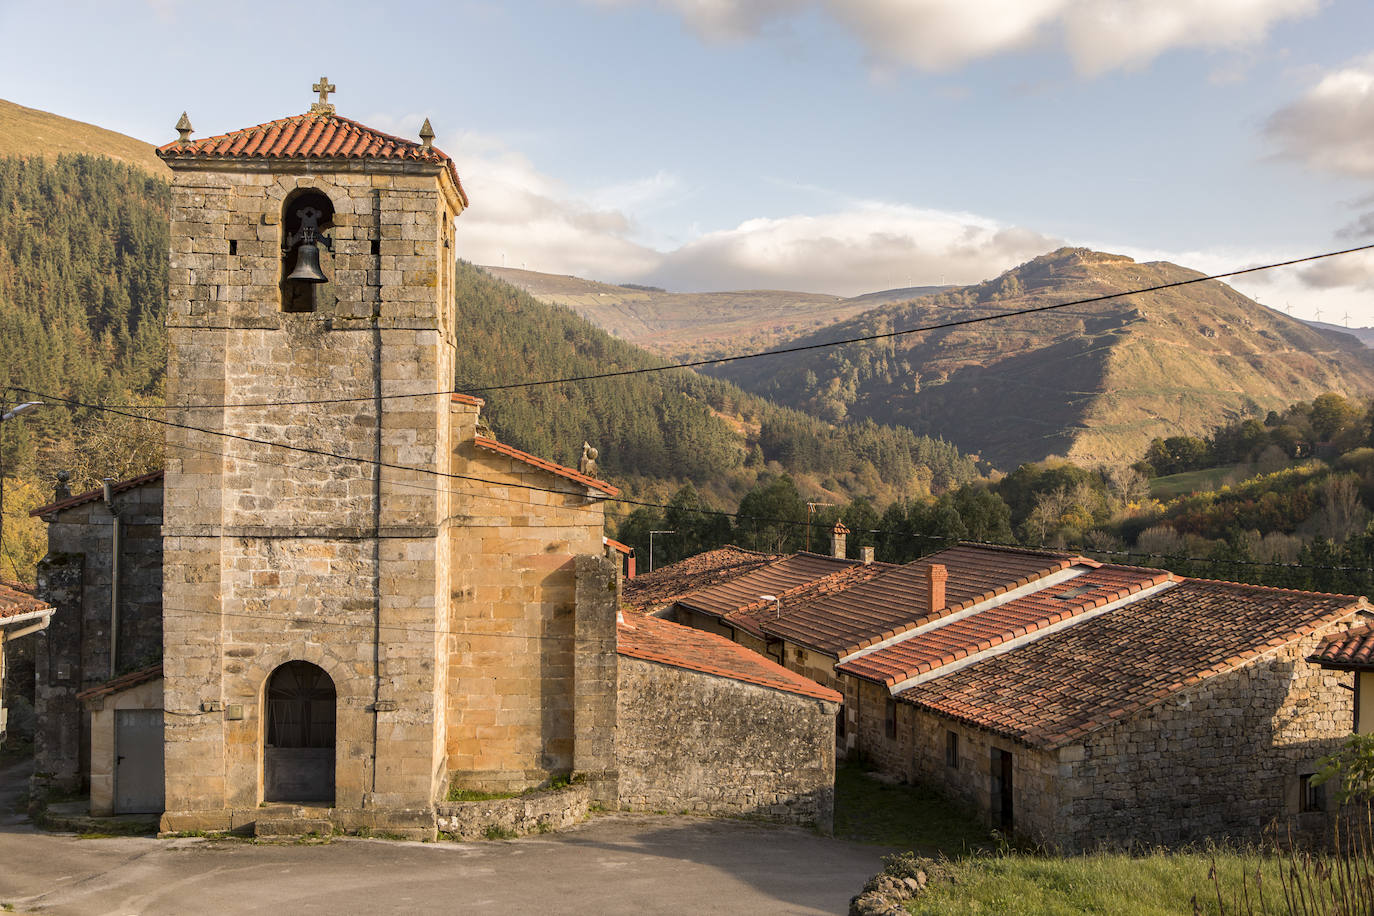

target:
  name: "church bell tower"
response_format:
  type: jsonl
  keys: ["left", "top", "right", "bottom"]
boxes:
{"left": 154, "top": 80, "right": 468, "bottom": 837}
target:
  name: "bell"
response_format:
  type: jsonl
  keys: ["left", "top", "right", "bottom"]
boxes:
{"left": 287, "top": 240, "right": 327, "bottom": 283}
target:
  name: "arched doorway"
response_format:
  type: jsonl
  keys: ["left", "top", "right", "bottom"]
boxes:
{"left": 263, "top": 661, "right": 336, "bottom": 804}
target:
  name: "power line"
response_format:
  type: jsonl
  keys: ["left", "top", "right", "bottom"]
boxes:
{"left": 21, "top": 387, "right": 1374, "bottom": 578}
{"left": 45, "top": 242, "right": 1374, "bottom": 410}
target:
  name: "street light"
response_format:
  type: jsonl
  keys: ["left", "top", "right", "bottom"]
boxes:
{"left": 0, "top": 401, "right": 43, "bottom": 578}
{"left": 648, "top": 529, "right": 676, "bottom": 573}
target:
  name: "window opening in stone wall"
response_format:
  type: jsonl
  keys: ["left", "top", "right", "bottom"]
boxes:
{"left": 280, "top": 189, "right": 335, "bottom": 314}
{"left": 264, "top": 660, "right": 336, "bottom": 803}
{"left": 1300, "top": 773, "right": 1326, "bottom": 813}
{"left": 371, "top": 238, "right": 381, "bottom": 256}
{"left": 228, "top": 239, "right": 237, "bottom": 256}
{"left": 885, "top": 698, "right": 897, "bottom": 739}
{"left": 946, "top": 730, "right": 959, "bottom": 768}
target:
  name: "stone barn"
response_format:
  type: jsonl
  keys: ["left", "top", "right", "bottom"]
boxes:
{"left": 644, "top": 541, "right": 1372, "bottom": 850}
{"left": 28, "top": 82, "right": 838, "bottom": 838}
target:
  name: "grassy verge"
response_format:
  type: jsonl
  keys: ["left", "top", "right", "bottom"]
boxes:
{"left": 1149, "top": 465, "right": 1248, "bottom": 499}
{"left": 833, "top": 763, "right": 992, "bottom": 854}
{"left": 905, "top": 849, "right": 1289, "bottom": 915}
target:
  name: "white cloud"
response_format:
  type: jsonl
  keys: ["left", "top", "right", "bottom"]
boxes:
{"left": 1267, "top": 55, "right": 1374, "bottom": 178}
{"left": 647, "top": 205, "right": 1060, "bottom": 293}
{"left": 595, "top": 0, "right": 1316, "bottom": 74}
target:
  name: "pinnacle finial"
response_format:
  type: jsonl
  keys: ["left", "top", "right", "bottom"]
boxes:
{"left": 311, "top": 76, "right": 336, "bottom": 114}
{"left": 175, "top": 112, "right": 193, "bottom": 144}
{"left": 419, "top": 118, "right": 434, "bottom": 150}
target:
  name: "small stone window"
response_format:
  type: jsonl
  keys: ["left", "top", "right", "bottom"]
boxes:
{"left": 280, "top": 188, "right": 335, "bottom": 313}
{"left": 1300, "top": 773, "right": 1326, "bottom": 813}
{"left": 946, "top": 730, "right": 959, "bottom": 768}
{"left": 885, "top": 698, "right": 897, "bottom": 740}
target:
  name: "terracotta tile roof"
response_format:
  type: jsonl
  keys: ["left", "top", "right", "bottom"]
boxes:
{"left": 617, "top": 613, "right": 841, "bottom": 703}
{"left": 451, "top": 393, "right": 486, "bottom": 408}
{"left": 899, "top": 578, "right": 1364, "bottom": 749}
{"left": 838, "top": 565, "right": 1172, "bottom": 687}
{"left": 675, "top": 552, "right": 864, "bottom": 622}
{"left": 473, "top": 436, "right": 620, "bottom": 497}
{"left": 604, "top": 537, "right": 634, "bottom": 557}
{"left": 725, "top": 563, "right": 890, "bottom": 639}
{"left": 621, "top": 546, "right": 778, "bottom": 614}
{"left": 0, "top": 581, "right": 52, "bottom": 622}
{"left": 1311, "top": 623, "right": 1374, "bottom": 670}
{"left": 30, "top": 470, "right": 164, "bottom": 519}
{"left": 157, "top": 111, "right": 468, "bottom": 206}
{"left": 764, "top": 544, "right": 1075, "bottom": 656}
{"left": 75, "top": 663, "right": 163, "bottom": 702}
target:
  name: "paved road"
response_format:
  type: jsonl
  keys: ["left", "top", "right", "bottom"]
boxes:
{"left": 0, "top": 762, "right": 886, "bottom": 915}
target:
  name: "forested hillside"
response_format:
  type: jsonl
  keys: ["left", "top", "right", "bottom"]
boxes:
{"left": 452, "top": 261, "right": 980, "bottom": 513}
{"left": 0, "top": 155, "right": 169, "bottom": 581}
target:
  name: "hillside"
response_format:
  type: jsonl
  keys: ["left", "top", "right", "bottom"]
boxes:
{"left": 482, "top": 266, "right": 942, "bottom": 362}
{"left": 453, "top": 262, "right": 980, "bottom": 514}
{"left": 1303, "top": 317, "right": 1374, "bottom": 348}
{"left": 711, "top": 248, "right": 1374, "bottom": 470}
{"left": 0, "top": 99, "right": 169, "bottom": 178}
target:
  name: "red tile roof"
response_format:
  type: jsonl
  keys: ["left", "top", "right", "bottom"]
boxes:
{"left": 30, "top": 470, "right": 164, "bottom": 519}
{"left": 838, "top": 565, "right": 1172, "bottom": 687}
{"left": 899, "top": 578, "right": 1364, "bottom": 749}
{"left": 1311, "top": 623, "right": 1374, "bottom": 670}
{"left": 617, "top": 613, "right": 841, "bottom": 703}
{"left": 75, "top": 663, "right": 164, "bottom": 702}
{"left": 676, "top": 552, "right": 864, "bottom": 622}
{"left": 0, "top": 581, "right": 52, "bottom": 622}
{"left": 451, "top": 393, "right": 486, "bottom": 408}
{"left": 157, "top": 111, "right": 468, "bottom": 206}
{"left": 621, "top": 546, "right": 778, "bottom": 614}
{"left": 763, "top": 544, "right": 1075, "bottom": 656}
{"left": 725, "top": 563, "right": 890, "bottom": 639}
{"left": 473, "top": 436, "right": 620, "bottom": 497}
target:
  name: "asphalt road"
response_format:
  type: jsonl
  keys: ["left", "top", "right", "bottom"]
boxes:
{"left": 0, "top": 762, "right": 886, "bottom": 915}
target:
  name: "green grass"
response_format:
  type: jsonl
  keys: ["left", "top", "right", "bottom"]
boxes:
{"left": 1149, "top": 465, "right": 1248, "bottom": 499}
{"left": 905, "top": 849, "right": 1290, "bottom": 915}
{"left": 446, "top": 772, "right": 581, "bottom": 803}
{"left": 833, "top": 764, "right": 993, "bottom": 853}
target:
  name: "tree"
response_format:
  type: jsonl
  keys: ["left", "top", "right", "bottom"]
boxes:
{"left": 735, "top": 474, "right": 807, "bottom": 554}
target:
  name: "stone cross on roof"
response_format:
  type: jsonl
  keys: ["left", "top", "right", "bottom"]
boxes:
{"left": 311, "top": 76, "right": 336, "bottom": 114}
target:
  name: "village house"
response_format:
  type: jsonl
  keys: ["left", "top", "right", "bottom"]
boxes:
{"left": 27, "top": 82, "right": 838, "bottom": 837}
{"left": 634, "top": 531, "right": 1372, "bottom": 850}
{"left": 1, "top": 582, "right": 54, "bottom": 745}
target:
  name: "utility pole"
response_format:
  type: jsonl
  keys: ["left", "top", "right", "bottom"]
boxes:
{"left": 0, "top": 399, "right": 43, "bottom": 578}
{"left": 648, "top": 530, "right": 676, "bottom": 573}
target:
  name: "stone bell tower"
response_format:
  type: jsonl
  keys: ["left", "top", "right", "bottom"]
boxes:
{"left": 155, "top": 80, "right": 468, "bottom": 836}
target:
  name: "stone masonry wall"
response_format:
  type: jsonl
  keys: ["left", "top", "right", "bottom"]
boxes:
{"left": 445, "top": 424, "right": 607, "bottom": 792}
{"left": 1055, "top": 628, "right": 1356, "bottom": 851}
{"left": 33, "top": 482, "right": 163, "bottom": 793}
{"left": 617, "top": 657, "right": 837, "bottom": 830}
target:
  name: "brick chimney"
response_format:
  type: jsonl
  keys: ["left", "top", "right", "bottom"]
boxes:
{"left": 860, "top": 546, "right": 875, "bottom": 565}
{"left": 927, "top": 563, "right": 947, "bottom": 616}
{"left": 830, "top": 521, "right": 849, "bottom": 559}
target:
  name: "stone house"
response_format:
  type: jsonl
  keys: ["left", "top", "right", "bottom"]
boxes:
{"left": 1, "top": 582, "right": 54, "bottom": 744}
{"left": 27, "top": 85, "right": 838, "bottom": 837}
{"left": 647, "top": 539, "right": 1372, "bottom": 850}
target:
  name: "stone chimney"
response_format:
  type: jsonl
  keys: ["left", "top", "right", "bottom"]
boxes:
{"left": 927, "top": 563, "right": 947, "bottom": 616}
{"left": 830, "top": 521, "right": 849, "bottom": 559}
{"left": 860, "top": 546, "right": 875, "bottom": 566}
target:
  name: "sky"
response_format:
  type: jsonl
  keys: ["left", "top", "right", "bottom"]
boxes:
{"left": 2, "top": 0, "right": 1373, "bottom": 322}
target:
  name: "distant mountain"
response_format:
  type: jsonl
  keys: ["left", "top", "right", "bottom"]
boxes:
{"left": 1302, "top": 317, "right": 1374, "bottom": 348}
{"left": 710, "top": 248, "right": 1374, "bottom": 470}
{"left": 482, "top": 266, "right": 943, "bottom": 362}
{"left": 0, "top": 98, "right": 169, "bottom": 177}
